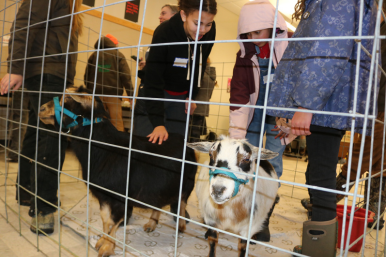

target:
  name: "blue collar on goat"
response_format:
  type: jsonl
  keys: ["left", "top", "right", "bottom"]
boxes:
{"left": 53, "top": 96, "right": 103, "bottom": 130}
{"left": 209, "top": 168, "right": 250, "bottom": 198}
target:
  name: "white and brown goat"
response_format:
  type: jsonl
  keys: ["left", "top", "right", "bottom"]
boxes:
{"left": 188, "top": 137, "right": 279, "bottom": 257}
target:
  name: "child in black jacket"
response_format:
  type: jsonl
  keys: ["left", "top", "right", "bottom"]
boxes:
{"left": 133, "top": 0, "right": 217, "bottom": 145}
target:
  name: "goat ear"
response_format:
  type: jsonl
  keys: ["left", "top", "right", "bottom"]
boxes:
{"left": 187, "top": 142, "right": 213, "bottom": 153}
{"left": 69, "top": 94, "right": 97, "bottom": 108}
{"left": 251, "top": 147, "right": 279, "bottom": 160}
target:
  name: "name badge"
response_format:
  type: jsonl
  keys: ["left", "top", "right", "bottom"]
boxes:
{"left": 263, "top": 74, "right": 275, "bottom": 84}
{"left": 173, "top": 57, "right": 188, "bottom": 68}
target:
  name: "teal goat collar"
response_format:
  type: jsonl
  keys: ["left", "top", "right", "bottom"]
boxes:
{"left": 209, "top": 168, "right": 250, "bottom": 198}
{"left": 53, "top": 96, "right": 103, "bottom": 130}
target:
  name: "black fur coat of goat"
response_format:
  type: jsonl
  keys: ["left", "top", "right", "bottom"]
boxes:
{"left": 39, "top": 86, "right": 197, "bottom": 257}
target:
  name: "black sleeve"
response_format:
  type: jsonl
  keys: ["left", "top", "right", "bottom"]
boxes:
{"left": 144, "top": 27, "right": 169, "bottom": 128}
{"left": 8, "top": 0, "right": 51, "bottom": 75}
{"left": 84, "top": 54, "right": 95, "bottom": 90}
{"left": 137, "top": 69, "right": 145, "bottom": 80}
{"left": 119, "top": 53, "right": 133, "bottom": 96}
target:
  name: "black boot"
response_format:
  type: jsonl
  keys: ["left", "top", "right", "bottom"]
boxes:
{"left": 252, "top": 198, "right": 276, "bottom": 242}
{"left": 293, "top": 218, "right": 338, "bottom": 257}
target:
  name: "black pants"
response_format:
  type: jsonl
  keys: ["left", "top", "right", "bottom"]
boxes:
{"left": 18, "top": 74, "right": 68, "bottom": 217}
{"left": 188, "top": 115, "right": 207, "bottom": 143}
{"left": 306, "top": 125, "right": 345, "bottom": 221}
{"left": 8, "top": 90, "right": 29, "bottom": 159}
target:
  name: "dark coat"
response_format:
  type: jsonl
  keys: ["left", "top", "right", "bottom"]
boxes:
{"left": 144, "top": 12, "right": 216, "bottom": 128}
{"left": 8, "top": 0, "right": 78, "bottom": 84}
{"left": 84, "top": 37, "right": 133, "bottom": 96}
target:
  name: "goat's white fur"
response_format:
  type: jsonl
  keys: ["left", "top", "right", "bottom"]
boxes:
{"left": 189, "top": 136, "right": 279, "bottom": 238}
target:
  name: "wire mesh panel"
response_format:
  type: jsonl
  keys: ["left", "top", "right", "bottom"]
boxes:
{"left": 0, "top": 0, "right": 385, "bottom": 257}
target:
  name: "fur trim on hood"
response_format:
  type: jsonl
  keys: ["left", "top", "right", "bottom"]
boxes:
{"left": 237, "top": 0, "right": 288, "bottom": 58}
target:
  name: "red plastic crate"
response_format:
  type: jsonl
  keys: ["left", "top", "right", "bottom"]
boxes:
{"left": 337, "top": 205, "right": 375, "bottom": 252}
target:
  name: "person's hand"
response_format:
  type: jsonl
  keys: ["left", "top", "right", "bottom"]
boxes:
{"left": 147, "top": 126, "right": 168, "bottom": 144}
{"left": 0, "top": 73, "right": 23, "bottom": 95}
{"left": 185, "top": 98, "right": 197, "bottom": 114}
{"left": 138, "top": 57, "right": 146, "bottom": 70}
{"left": 271, "top": 126, "right": 289, "bottom": 140}
{"left": 291, "top": 107, "right": 313, "bottom": 136}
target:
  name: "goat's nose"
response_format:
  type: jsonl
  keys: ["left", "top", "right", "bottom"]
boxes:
{"left": 212, "top": 185, "right": 226, "bottom": 196}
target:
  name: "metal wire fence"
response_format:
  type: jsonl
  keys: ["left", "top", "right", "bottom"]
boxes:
{"left": 0, "top": 0, "right": 385, "bottom": 256}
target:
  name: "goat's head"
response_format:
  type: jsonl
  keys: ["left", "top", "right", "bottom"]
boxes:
{"left": 187, "top": 136, "right": 278, "bottom": 204}
{"left": 39, "top": 86, "right": 109, "bottom": 131}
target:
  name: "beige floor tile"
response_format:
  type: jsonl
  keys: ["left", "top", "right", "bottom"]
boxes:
{"left": 0, "top": 146, "right": 384, "bottom": 256}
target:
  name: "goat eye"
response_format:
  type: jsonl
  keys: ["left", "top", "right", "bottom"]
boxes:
{"left": 242, "top": 158, "right": 250, "bottom": 162}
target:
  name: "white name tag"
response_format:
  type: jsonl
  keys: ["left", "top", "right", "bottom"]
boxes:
{"left": 263, "top": 74, "right": 275, "bottom": 84}
{"left": 173, "top": 57, "right": 188, "bottom": 68}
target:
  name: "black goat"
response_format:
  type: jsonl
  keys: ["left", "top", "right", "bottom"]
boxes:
{"left": 39, "top": 86, "right": 197, "bottom": 257}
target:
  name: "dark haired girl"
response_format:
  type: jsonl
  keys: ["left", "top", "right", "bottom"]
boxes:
{"left": 133, "top": 0, "right": 217, "bottom": 145}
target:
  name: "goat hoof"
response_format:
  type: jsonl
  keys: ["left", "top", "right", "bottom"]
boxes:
{"left": 143, "top": 221, "right": 156, "bottom": 232}
{"left": 178, "top": 222, "right": 186, "bottom": 233}
{"left": 98, "top": 241, "right": 115, "bottom": 257}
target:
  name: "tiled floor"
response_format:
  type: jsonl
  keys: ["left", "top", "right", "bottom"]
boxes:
{"left": 0, "top": 146, "right": 382, "bottom": 257}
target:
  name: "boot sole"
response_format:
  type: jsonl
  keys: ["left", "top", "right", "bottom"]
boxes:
{"left": 30, "top": 226, "right": 54, "bottom": 235}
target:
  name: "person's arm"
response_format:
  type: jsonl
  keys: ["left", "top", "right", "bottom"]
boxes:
{"left": 1, "top": 0, "right": 51, "bottom": 94}
{"left": 84, "top": 55, "right": 92, "bottom": 87}
{"left": 208, "top": 67, "right": 216, "bottom": 100}
{"left": 119, "top": 54, "right": 133, "bottom": 97}
{"left": 144, "top": 27, "right": 169, "bottom": 144}
{"left": 229, "top": 54, "right": 254, "bottom": 139}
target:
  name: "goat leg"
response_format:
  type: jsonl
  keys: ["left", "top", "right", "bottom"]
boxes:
{"left": 206, "top": 228, "right": 218, "bottom": 257}
{"left": 98, "top": 218, "right": 122, "bottom": 257}
{"left": 178, "top": 200, "right": 187, "bottom": 232}
{"left": 143, "top": 209, "right": 160, "bottom": 232}
{"left": 238, "top": 239, "right": 247, "bottom": 257}
{"left": 96, "top": 205, "right": 114, "bottom": 250}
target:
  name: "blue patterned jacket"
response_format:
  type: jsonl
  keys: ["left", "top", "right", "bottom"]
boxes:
{"left": 267, "top": 0, "right": 380, "bottom": 135}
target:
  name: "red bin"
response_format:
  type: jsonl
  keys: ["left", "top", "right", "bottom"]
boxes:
{"left": 336, "top": 204, "right": 375, "bottom": 252}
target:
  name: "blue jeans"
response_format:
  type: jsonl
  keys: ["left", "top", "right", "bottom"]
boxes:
{"left": 246, "top": 109, "right": 285, "bottom": 181}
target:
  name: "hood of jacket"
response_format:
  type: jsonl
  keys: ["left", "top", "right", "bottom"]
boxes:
{"left": 94, "top": 36, "right": 116, "bottom": 49}
{"left": 237, "top": 0, "right": 288, "bottom": 58}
